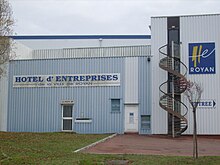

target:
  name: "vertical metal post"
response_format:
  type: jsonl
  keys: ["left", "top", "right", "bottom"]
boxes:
{"left": 171, "top": 41, "right": 175, "bottom": 138}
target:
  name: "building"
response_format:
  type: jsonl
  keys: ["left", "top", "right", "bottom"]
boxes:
{"left": 1, "top": 35, "right": 152, "bottom": 134}
{"left": 151, "top": 14, "right": 220, "bottom": 135}
{"left": 1, "top": 13, "right": 220, "bottom": 135}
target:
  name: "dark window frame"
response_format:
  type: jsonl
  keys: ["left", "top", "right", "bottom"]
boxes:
{"left": 141, "top": 115, "right": 151, "bottom": 130}
{"left": 111, "top": 99, "right": 121, "bottom": 112}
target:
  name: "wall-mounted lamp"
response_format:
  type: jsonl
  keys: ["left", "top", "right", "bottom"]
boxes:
{"left": 147, "top": 57, "right": 151, "bottom": 62}
{"left": 99, "top": 38, "right": 103, "bottom": 47}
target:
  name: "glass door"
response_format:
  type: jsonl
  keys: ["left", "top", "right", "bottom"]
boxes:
{"left": 62, "top": 105, "right": 73, "bottom": 131}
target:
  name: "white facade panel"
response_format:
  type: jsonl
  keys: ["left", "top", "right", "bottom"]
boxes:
{"left": 151, "top": 17, "right": 168, "bottom": 134}
{"left": 180, "top": 14, "right": 220, "bottom": 134}
{"left": 15, "top": 38, "right": 150, "bottom": 50}
{"left": 33, "top": 49, "right": 63, "bottom": 59}
{"left": 32, "top": 46, "right": 151, "bottom": 59}
{"left": 17, "top": 39, "right": 102, "bottom": 49}
{"left": 14, "top": 41, "right": 33, "bottom": 59}
{"left": 0, "top": 64, "right": 8, "bottom": 131}
{"left": 125, "top": 58, "right": 138, "bottom": 103}
{"left": 99, "top": 39, "right": 150, "bottom": 48}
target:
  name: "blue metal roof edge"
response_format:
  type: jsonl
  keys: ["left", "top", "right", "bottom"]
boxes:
{"left": 10, "top": 35, "right": 151, "bottom": 40}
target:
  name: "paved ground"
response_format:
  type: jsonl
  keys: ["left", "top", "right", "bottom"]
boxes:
{"left": 83, "top": 134, "right": 220, "bottom": 156}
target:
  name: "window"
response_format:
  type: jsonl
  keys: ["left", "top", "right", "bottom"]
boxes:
{"left": 111, "top": 99, "right": 120, "bottom": 112}
{"left": 62, "top": 105, "right": 73, "bottom": 131}
{"left": 63, "top": 106, "right": 72, "bottom": 117}
{"left": 75, "top": 118, "right": 92, "bottom": 123}
{"left": 129, "top": 113, "right": 134, "bottom": 124}
{"left": 63, "top": 119, "right": 72, "bottom": 130}
{"left": 141, "top": 115, "right": 151, "bottom": 130}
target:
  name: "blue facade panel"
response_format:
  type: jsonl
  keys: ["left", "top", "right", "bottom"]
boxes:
{"left": 8, "top": 56, "right": 151, "bottom": 134}
{"left": 8, "top": 57, "right": 124, "bottom": 133}
{"left": 138, "top": 57, "right": 152, "bottom": 134}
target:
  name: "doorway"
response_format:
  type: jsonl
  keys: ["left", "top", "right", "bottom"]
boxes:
{"left": 124, "top": 105, "right": 139, "bottom": 133}
{"left": 62, "top": 105, "right": 73, "bottom": 131}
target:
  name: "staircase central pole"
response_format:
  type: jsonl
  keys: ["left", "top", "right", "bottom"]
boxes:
{"left": 171, "top": 41, "right": 175, "bottom": 138}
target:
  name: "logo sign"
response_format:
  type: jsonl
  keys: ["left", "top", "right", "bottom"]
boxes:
{"left": 189, "top": 42, "right": 215, "bottom": 74}
{"left": 193, "top": 100, "right": 216, "bottom": 109}
{"left": 13, "top": 73, "right": 120, "bottom": 88}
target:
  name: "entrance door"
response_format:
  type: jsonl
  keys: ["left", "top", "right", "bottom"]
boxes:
{"left": 124, "top": 105, "right": 138, "bottom": 133}
{"left": 62, "top": 105, "right": 73, "bottom": 131}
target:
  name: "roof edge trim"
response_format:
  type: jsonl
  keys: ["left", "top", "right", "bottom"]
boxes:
{"left": 10, "top": 35, "right": 151, "bottom": 40}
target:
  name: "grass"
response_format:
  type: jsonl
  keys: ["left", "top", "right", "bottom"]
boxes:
{"left": 0, "top": 132, "right": 220, "bottom": 165}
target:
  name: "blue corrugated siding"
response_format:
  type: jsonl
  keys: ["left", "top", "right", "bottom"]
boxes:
{"left": 138, "top": 57, "right": 152, "bottom": 134}
{"left": 8, "top": 57, "right": 124, "bottom": 133}
{"left": 8, "top": 56, "right": 152, "bottom": 134}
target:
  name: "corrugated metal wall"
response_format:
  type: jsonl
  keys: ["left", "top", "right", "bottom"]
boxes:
{"left": 151, "top": 17, "right": 168, "bottom": 134}
{"left": 139, "top": 57, "right": 152, "bottom": 134}
{"left": 15, "top": 38, "right": 151, "bottom": 50}
{"left": 8, "top": 46, "right": 152, "bottom": 134}
{"left": 124, "top": 58, "right": 138, "bottom": 104}
{"left": 32, "top": 46, "right": 151, "bottom": 59}
{"left": 0, "top": 64, "right": 9, "bottom": 131}
{"left": 151, "top": 14, "right": 220, "bottom": 135}
{"left": 180, "top": 14, "right": 220, "bottom": 134}
{"left": 8, "top": 58, "right": 124, "bottom": 133}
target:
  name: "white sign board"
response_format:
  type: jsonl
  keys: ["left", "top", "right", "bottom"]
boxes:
{"left": 196, "top": 100, "right": 216, "bottom": 109}
{"left": 61, "top": 100, "right": 74, "bottom": 105}
{"left": 13, "top": 73, "right": 120, "bottom": 88}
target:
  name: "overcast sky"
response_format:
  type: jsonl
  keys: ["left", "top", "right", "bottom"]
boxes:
{"left": 9, "top": 0, "right": 220, "bottom": 35}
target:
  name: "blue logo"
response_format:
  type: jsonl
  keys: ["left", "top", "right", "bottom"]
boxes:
{"left": 189, "top": 42, "right": 215, "bottom": 74}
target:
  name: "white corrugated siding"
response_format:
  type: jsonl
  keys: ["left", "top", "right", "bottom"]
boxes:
{"left": 125, "top": 58, "right": 138, "bottom": 103}
{"left": 180, "top": 14, "right": 220, "bottom": 134}
{"left": 15, "top": 38, "right": 151, "bottom": 50}
{"left": 33, "top": 49, "right": 63, "bottom": 59}
{"left": 32, "top": 46, "right": 151, "bottom": 59}
{"left": 151, "top": 17, "right": 168, "bottom": 134}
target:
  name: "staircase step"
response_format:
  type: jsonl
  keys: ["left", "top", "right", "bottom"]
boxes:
{"left": 159, "top": 44, "right": 188, "bottom": 136}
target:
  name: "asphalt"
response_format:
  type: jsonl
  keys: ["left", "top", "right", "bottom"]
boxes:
{"left": 83, "top": 134, "right": 220, "bottom": 156}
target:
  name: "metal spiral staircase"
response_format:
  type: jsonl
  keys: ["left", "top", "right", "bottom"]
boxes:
{"left": 159, "top": 42, "right": 188, "bottom": 137}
